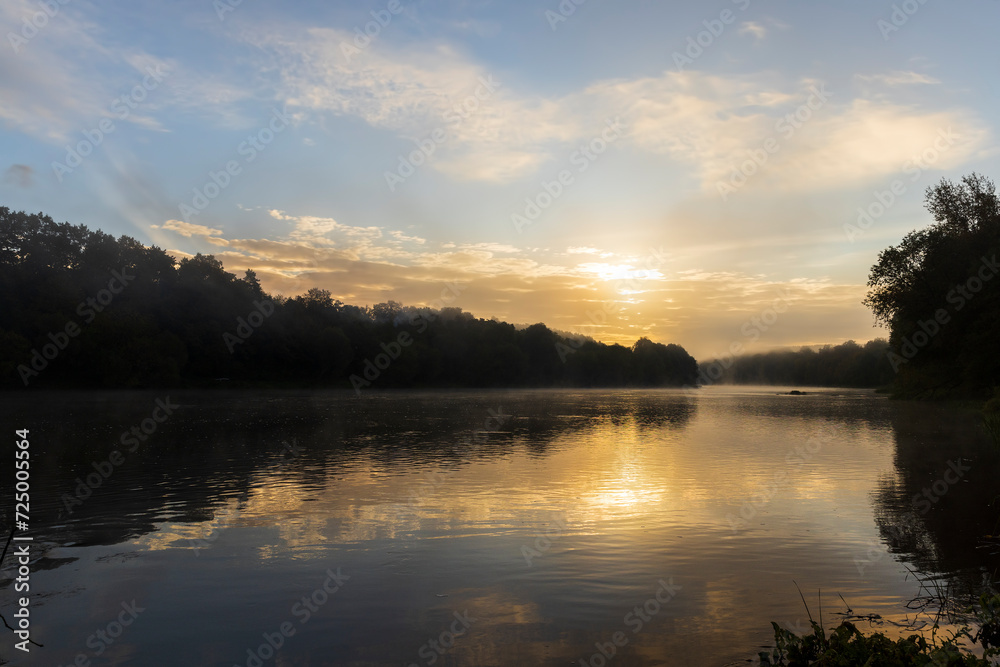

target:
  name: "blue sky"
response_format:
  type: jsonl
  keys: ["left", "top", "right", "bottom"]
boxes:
{"left": 2, "top": 0, "right": 997, "bottom": 358}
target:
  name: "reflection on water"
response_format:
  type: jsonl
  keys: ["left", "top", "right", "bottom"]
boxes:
{"left": 0, "top": 387, "right": 997, "bottom": 666}
{"left": 871, "top": 403, "right": 1000, "bottom": 592}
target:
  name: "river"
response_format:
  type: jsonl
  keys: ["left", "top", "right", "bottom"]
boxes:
{"left": 0, "top": 387, "right": 997, "bottom": 666}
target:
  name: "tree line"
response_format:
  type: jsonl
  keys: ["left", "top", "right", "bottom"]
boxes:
{"left": 13, "top": 172, "right": 987, "bottom": 398}
{"left": 0, "top": 207, "right": 699, "bottom": 390}
{"left": 699, "top": 339, "right": 895, "bottom": 388}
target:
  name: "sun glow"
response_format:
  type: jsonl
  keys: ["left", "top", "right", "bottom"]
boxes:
{"left": 578, "top": 263, "right": 666, "bottom": 283}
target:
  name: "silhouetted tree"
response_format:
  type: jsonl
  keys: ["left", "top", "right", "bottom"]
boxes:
{"left": 864, "top": 174, "right": 1000, "bottom": 398}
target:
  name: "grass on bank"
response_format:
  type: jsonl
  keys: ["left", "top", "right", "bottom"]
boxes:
{"left": 758, "top": 581, "right": 1000, "bottom": 666}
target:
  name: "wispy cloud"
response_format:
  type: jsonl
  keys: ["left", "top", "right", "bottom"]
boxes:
{"left": 855, "top": 71, "right": 941, "bottom": 87}
{"left": 739, "top": 21, "right": 767, "bottom": 41}
{"left": 594, "top": 72, "right": 988, "bottom": 194}
{"left": 251, "top": 26, "right": 581, "bottom": 181}
{"left": 0, "top": 0, "right": 111, "bottom": 141}
{"left": 151, "top": 220, "right": 225, "bottom": 238}
{"left": 0, "top": 1, "right": 255, "bottom": 143}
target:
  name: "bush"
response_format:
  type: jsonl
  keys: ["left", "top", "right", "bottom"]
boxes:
{"left": 759, "top": 591, "right": 1000, "bottom": 666}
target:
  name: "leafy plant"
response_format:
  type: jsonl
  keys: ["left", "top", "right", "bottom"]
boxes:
{"left": 758, "top": 583, "right": 1000, "bottom": 666}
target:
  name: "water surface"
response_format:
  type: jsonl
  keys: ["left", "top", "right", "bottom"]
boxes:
{"left": 0, "top": 387, "right": 997, "bottom": 666}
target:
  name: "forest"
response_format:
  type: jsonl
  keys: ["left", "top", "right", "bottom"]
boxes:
{"left": 0, "top": 207, "right": 699, "bottom": 390}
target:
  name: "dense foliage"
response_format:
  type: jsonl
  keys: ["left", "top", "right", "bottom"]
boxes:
{"left": 864, "top": 174, "right": 1000, "bottom": 399}
{"left": 699, "top": 339, "right": 895, "bottom": 388}
{"left": 760, "top": 619, "right": 999, "bottom": 666}
{"left": 760, "top": 589, "right": 1000, "bottom": 666}
{"left": 0, "top": 207, "right": 699, "bottom": 390}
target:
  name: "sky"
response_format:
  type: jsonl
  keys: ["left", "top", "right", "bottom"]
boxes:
{"left": 1, "top": 0, "right": 997, "bottom": 360}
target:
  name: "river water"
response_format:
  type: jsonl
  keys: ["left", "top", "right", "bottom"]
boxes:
{"left": 0, "top": 387, "right": 997, "bottom": 666}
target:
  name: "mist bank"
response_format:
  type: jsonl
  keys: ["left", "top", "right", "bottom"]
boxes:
{"left": 698, "top": 339, "right": 895, "bottom": 388}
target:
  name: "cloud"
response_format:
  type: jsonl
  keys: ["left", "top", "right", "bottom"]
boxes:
{"left": 755, "top": 101, "right": 986, "bottom": 194}
{"left": 234, "top": 21, "right": 988, "bottom": 194}
{"left": 153, "top": 207, "right": 886, "bottom": 359}
{"left": 3, "top": 164, "right": 33, "bottom": 187}
{"left": 389, "top": 231, "right": 427, "bottom": 244}
{"left": 564, "top": 248, "right": 620, "bottom": 259}
{"left": 268, "top": 209, "right": 384, "bottom": 251}
{"left": 855, "top": 71, "right": 941, "bottom": 87}
{"left": 151, "top": 219, "right": 225, "bottom": 238}
{"left": 739, "top": 22, "right": 767, "bottom": 41}
{"left": 0, "top": 0, "right": 111, "bottom": 141}
{"left": 247, "top": 26, "right": 585, "bottom": 181}
{"left": 0, "top": 2, "right": 179, "bottom": 140}
{"left": 458, "top": 242, "right": 521, "bottom": 254}
{"left": 594, "top": 72, "right": 989, "bottom": 195}
{"left": 0, "top": 1, "right": 255, "bottom": 143}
